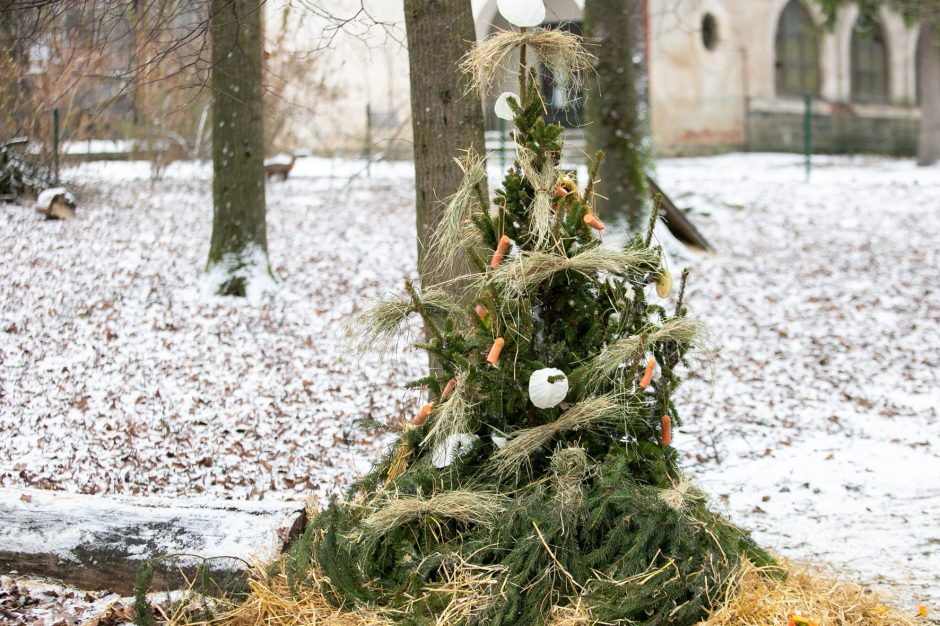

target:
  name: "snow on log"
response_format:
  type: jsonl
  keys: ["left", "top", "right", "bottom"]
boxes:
{"left": 0, "top": 487, "right": 306, "bottom": 594}
{"left": 35, "top": 187, "right": 76, "bottom": 220}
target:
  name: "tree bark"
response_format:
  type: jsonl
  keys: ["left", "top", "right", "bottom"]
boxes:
{"left": 917, "top": 24, "right": 940, "bottom": 166}
{"left": 206, "top": 0, "right": 271, "bottom": 297}
{"left": 584, "top": 0, "right": 651, "bottom": 231}
{"left": 403, "top": 0, "right": 486, "bottom": 290}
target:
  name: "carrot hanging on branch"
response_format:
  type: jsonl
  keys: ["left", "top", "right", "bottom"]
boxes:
{"left": 487, "top": 337, "right": 505, "bottom": 365}
{"left": 583, "top": 212, "right": 605, "bottom": 231}
{"left": 412, "top": 402, "right": 434, "bottom": 426}
{"left": 441, "top": 378, "right": 457, "bottom": 399}
{"left": 639, "top": 357, "right": 657, "bottom": 389}
{"left": 660, "top": 415, "right": 672, "bottom": 446}
{"left": 491, "top": 235, "right": 511, "bottom": 269}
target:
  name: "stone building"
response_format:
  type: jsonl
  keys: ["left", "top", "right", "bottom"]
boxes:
{"left": 296, "top": 0, "right": 929, "bottom": 157}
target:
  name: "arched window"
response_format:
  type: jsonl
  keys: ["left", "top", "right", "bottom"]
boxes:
{"left": 775, "top": 0, "right": 820, "bottom": 97}
{"left": 851, "top": 17, "right": 889, "bottom": 102}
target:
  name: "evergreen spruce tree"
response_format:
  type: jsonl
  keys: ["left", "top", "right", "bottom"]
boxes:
{"left": 281, "top": 8, "right": 773, "bottom": 625}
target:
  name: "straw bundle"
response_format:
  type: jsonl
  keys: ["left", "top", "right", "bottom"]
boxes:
{"left": 517, "top": 146, "right": 556, "bottom": 249}
{"left": 348, "top": 288, "right": 464, "bottom": 353}
{"left": 587, "top": 317, "right": 706, "bottom": 384}
{"left": 492, "top": 395, "right": 624, "bottom": 475}
{"left": 427, "top": 150, "right": 488, "bottom": 277}
{"left": 461, "top": 28, "right": 593, "bottom": 99}
{"left": 361, "top": 490, "right": 508, "bottom": 538}
{"left": 421, "top": 371, "right": 474, "bottom": 449}
{"left": 485, "top": 246, "right": 659, "bottom": 297}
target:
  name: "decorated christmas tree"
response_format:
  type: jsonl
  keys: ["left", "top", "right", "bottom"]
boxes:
{"left": 265, "top": 9, "right": 778, "bottom": 626}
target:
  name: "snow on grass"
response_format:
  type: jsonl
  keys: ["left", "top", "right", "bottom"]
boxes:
{"left": 0, "top": 153, "right": 938, "bottom": 609}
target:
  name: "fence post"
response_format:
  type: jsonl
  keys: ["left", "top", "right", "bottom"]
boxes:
{"left": 53, "top": 108, "right": 60, "bottom": 185}
{"left": 803, "top": 93, "right": 812, "bottom": 181}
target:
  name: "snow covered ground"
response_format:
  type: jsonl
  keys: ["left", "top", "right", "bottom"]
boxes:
{"left": 0, "top": 153, "right": 937, "bottom": 614}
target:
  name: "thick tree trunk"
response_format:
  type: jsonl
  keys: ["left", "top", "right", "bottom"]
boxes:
{"left": 917, "top": 25, "right": 940, "bottom": 166}
{"left": 584, "top": 0, "right": 651, "bottom": 231}
{"left": 206, "top": 0, "right": 272, "bottom": 298}
{"left": 403, "top": 0, "right": 486, "bottom": 290}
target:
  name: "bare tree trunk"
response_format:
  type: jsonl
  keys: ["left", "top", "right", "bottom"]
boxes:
{"left": 584, "top": 0, "right": 651, "bottom": 231}
{"left": 403, "top": 0, "right": 486, "bottom": 290}
{"left": 206, "top": 0, "right": 272, "bottom": 298}
{"left": 917, "top": 25, "right": 940, "bottom": 166}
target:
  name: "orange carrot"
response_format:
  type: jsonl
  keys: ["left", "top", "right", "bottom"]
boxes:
{"left": 490, "top": 235, "right": 511, "bottom": 269}
{"left": 441, "top": 378, "right": 457, "bottom": 399}
{"left": 660, "top": 415, "right": 672, "bottom": 446}
{"left": 412, "top": 402, "right": 434, "bottom": 426}
{"left": 583, "top": 213, "right": 605, "bottom": 231}
{"left": 486, "top": 337, "right": 505, "bottom": 365}
{"left": 639, "top": 357, "right": 656, "bottom": 388}
{"left": 788, "top": 614, "right": 818, "bottom": 626}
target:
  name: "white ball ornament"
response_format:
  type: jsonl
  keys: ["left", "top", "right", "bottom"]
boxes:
{"left": 494, "top": 92, "right": 519, "bottom": 121}
{"left": 528, "top": 368, "right": 569, "bottom": 409}
{"left": 497, "top": 0, "right": 546, "bottom": 28}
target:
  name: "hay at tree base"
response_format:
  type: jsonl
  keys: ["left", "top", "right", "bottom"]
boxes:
{"left": 213, "top": 558, "right": 922, "bottom": 626}
{"left": 699, "top": 559, "right": 920, "bottom": 626}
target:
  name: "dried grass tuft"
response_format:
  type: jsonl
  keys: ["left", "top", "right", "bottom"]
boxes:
{"left": 212, "top": 560, "right": 395, "bottom": 626}
{"left": 361, "top": 490, "right": 508, "bottom": 538}
{"left": 426, "top": 150, "right": 488, "bottom": 277}
{"left": 348, "top": 288, "right": 464, "bottom": 354}
{"left": 421, "top": 372, "right": 474, "bottom": 449}
{"left": 492, "top": 395, "right": 624, "bottom": 475}
{"left": 416, "top": 552, "right": 508, "bottom": 626}
{"left": 213, "top": 550, "right": 918, "bottom": 626}
{"left": 517, "top": 146, "right": 556, "bottom": 249}
{"left": 486, "top": 246, "right": 659, "bottom": 297}
{"left": 461, "top": 28, "right": 593, "bottom": 98}
{"left": 701, "top": 559, "right": 919, "bottom": 626}
{"left": 587, "top": 317, "right": 707, "bottom": 384}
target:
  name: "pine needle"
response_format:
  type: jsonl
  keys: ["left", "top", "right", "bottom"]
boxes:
{"left": 485, "top": 246, "right": 659, "bottom": 297}
{"left": 461, "top": 28, "right": 593, "bottom": 97}
{"left": 492, "top": 395, "right": 625, "bottom": 475}
{"left": 361, "top": 490, "right": 508, "bottom": 538}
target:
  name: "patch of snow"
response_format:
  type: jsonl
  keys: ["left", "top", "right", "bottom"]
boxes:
{"left": 264, "top": 153, "right": 295, "bottom": 167}
{"left": 35, "top": 187, "right": 75, "bottom": 208}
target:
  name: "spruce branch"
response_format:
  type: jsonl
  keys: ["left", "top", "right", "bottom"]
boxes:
{"left": 406, "top": 279, "right": 444, "bottom": 344}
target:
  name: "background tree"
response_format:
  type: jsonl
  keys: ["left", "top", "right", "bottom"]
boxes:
{"left": 205, "top": 0, "right": 274, "bottom": 299}
{"left": 583, "top": 0, "right": 651, "bottom": 230}
{"left": 403, "top": 0, "right": 486, "bottom": 290}
{"left": 815, "top": 0, "right": 940, "bottom": 165}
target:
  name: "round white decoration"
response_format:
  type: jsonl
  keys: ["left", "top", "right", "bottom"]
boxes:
{"left": 494, "top": 92, "right": 519, "bottom": 121}
{"left": 496, "top": 0, "right": 546, "bottom": 28}
{"left": 431, "top": 433, "right": 479, "bottom": 468}
{"left": 528, "top": 368, "right": 569, "bottom": 409}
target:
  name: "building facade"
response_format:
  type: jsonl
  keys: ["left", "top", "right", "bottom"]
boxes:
{"left": 297, "top": 0, "right": 927, "bottom": 157}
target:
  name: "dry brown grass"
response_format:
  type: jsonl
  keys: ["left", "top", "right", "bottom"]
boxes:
{"left": 201, "top": 561, "right": 395, "bottom": 626}
{"left": 701, "top": 559, "right": 921, "bottom": 626}
{"left": 491, "top": 395, "right": 624, "bottom": 475}
{"left": 204, "top": 556, "right": 921, "bottom": 626}
{"left": 461, "top": 28, "right": 593, "bottom": 98}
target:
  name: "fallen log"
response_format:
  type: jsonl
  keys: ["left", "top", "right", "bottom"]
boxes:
{"left": 0, "top": 487, "right": 306, "bottom": 595}
{"left": 646, "top": 176, "right": 714, "bottom": 251}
